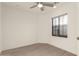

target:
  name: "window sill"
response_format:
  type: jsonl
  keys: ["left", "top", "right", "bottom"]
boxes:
{"left": 52, "top": 35, "right": 67, "bottom": 38}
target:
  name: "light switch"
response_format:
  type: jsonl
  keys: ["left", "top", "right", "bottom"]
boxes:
{"left": 77, "top": 37, "right": 79, "bottom": 40}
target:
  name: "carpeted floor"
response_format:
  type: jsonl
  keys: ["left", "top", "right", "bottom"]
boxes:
{"left": 0, "top": 43, "right": 76, "bottom": 56}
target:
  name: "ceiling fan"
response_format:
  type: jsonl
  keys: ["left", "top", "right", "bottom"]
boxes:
{"left": 30, "top": 2, "right": 59, "bottom": 11}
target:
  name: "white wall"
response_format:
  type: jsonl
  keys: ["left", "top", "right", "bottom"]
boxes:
{"left": 0, "top": 3, "right": 2, "bottom": 52}
{"left": 38, "top": 3, "right": 77, "bottom": 54}
{"left": 76, "top": 3, "right": 79, "bottom": 56}
{"left": 37, "top": 12, "right": 52, "bottom": 43}
{"left": 2, "top": 4, "right": 38, "bottom": 50}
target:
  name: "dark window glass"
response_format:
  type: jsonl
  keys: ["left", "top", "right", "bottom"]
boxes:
{"left": 52, "top": 13, "right": 68, "bottom": 38}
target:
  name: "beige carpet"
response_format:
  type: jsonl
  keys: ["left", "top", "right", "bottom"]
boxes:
{"left": 0, "top": 43, "right": 76, "bottom": 56}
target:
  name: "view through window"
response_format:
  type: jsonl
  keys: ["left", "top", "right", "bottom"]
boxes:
{"left": 52, "top": 13, "right": 68, "bottom": 37}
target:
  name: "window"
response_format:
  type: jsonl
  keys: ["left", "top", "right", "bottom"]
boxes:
{"left": 52, "top": 13, "right": 68, "bottom": 38}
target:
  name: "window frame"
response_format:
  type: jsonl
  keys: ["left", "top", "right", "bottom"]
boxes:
{"left": 52, "top": 13, "right": 68, "bottom": 38}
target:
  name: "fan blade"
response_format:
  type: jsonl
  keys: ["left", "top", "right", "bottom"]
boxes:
{"left": 30, "top": 5, "right": 37, "bottom": 8}
{"left": 40, "top": 7, "right": 44, "bottom": 11}
{"left": 36, "top": 2, "right": 39, "bottom": 4}
{"left": 43, "top": 2, "right": 54, "bottom": 7}
{"left": 42, "top": 2, "right": 58, "bottom": 7}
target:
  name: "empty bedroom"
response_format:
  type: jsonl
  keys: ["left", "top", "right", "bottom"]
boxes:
{"left": 0, "top": 2, "right": 79, "bottom": 56}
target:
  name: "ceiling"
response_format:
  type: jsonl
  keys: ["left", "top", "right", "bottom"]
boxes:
{"left": 2, "top": 2, "right": 62, "bottom": 12}
{"left": 2, "top": 2, "right": 35, "bottom": 9}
